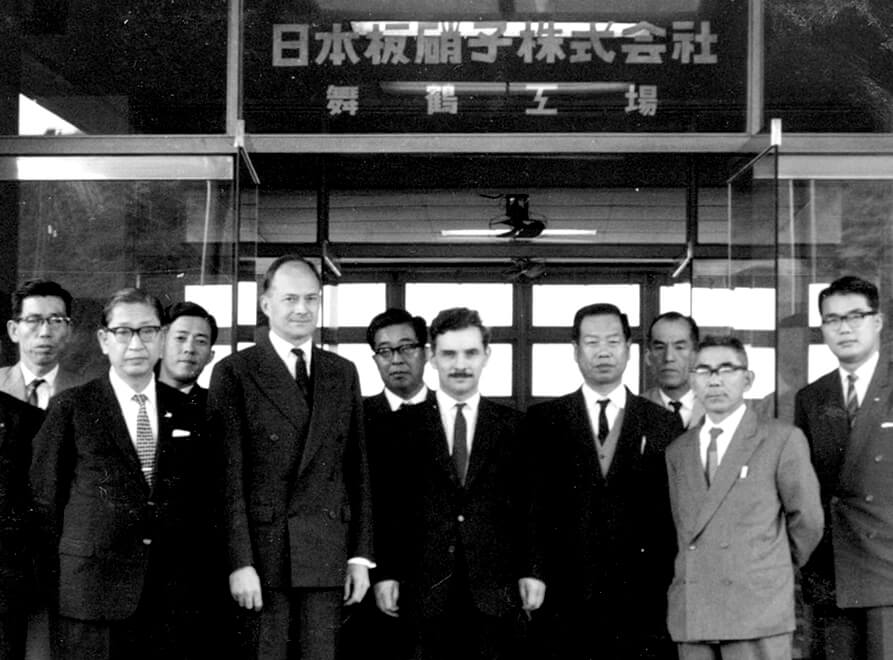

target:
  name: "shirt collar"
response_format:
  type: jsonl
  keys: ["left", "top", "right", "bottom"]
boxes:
{"left": 384, "top": 385, "right": 429, "bottom": 412}
{"left": 582, "top": 382, "right": 627, "bottom": 409}
{"left": 436, "top": 389, "right": 481, "bottom": 415}
{"left": 703, "top": 400, "right": 747, "bottom": 437}
{"left": 268, "top": 328, "right": 314, "bottom": 372}
{"left": 20, "top": 362, "right": 59, "bottom": 387}
{"left": 839, "top": 349, "right": 879, "bottom": 391}
{"left": 108, "top": 367, "right": 157, "bottom": 407}
{"left": 658, "top": 387, "right": 695, "bottom": 410}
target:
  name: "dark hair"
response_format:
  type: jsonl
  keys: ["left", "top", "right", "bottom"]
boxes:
{"left": 166, "top": 301, "right": 219, "bottom": 345}
{"left": 572, "top": 303, "right": 631, "bottom": 342}
{"left": 429, "top": 307, "right": 490, "bottom": 349}
{"left": 366, "top": 308, "right": 428, "bottom": 349}
{"left": 697, "top": 335, "right": 749, "bottom": 367}
{"left": 12, "top": 279, "right": 73, "bottom": 318}
{"left": 100, "top": 288, "right": 165, "bottom": 328}
{"left": 262, "top": 255, "right": 321, "bottom": 294}
{"left": 646, "top": 311, "right": 700, "bottom": 346}
{"left": 818, "top": 275, "right": 879, "bottom": 315}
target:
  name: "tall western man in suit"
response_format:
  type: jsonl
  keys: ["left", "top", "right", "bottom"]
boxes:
{"left": 208, "top": 255, "right": 373, "bottom": 660}
{"left": 30, "top": 288, "right": 212, "bottom": 659}
{"left": 527, "top": 302, "right": 682, "bottom": 659}
{"left": 666, "top": 335, "right": 823, "bottom": 660}
{"left": 0, "top": 391, "right": 44, "bottom": 659}
{"left": 374, "top": 307, "right": 545, "bottom": 660}
{"left": 643, "top": 311, "right": 705, "bottom": 430}
{"left": 1, "top": 279, "right": 81, "bottom": 408}
{"left": 794, "top": 275, "right": 893, "bottom": 660}
{"left": 158, "top": 301, "right": 217, "bottom": 407}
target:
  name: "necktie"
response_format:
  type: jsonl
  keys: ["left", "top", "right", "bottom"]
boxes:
{"left": 596, "top": 399, "right": 610, "bottom": 445}
{"left": 846, "top": 373, "right": 859, "bottom": 426}
{"left": 705, "top": 427, "right": 722, "bottom": 487}
{"left": 669, "top": 400, "right": 684, "bottom": 428}
{"left": 453, "top": 403, "right": 468, "bottom": 485}
{"left": 132, "top": 393, "right": 156, "bottom": 487}
{"left": 292, "top": 348, "right": 311, "bottom": 400}
{"left": 26, "top": 378, "right": 45, "bottom": 408}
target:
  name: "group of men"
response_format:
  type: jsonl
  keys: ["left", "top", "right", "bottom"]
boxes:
{"left": 0, "top": 261, "right": 890, "bottom": 660}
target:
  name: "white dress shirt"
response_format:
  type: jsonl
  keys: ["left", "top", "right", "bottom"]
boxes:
{"left": 699, "top": 402, "right": 747, "bottom": 469}
{"left": 267, "top": 329, "right": 313, "bottom": 379}
{"left": 581, "top": 382, "right": 627, "bottom": 439}
{"left": 838, "top": 349, "right": 879, "bottom": 408}
{"left": 108, "top": 368, "right": 158, "bottom": 446}
{"left": 20, "top": 362, "right": 60, "bottom": 410}
{"left": 658, "top": 388, "right": 696, "bottom": 428}
{"left": 436, "top": 390, "right": 481, "bottom": 455}
{"left": 384, "top": 385, "right": 430, "bottom": 412}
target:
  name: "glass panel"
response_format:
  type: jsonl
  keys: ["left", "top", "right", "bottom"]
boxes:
{"left": 659, "top": 282, "right": 691, "bottom": 315}
{"left": 691, "top": 286, "right": 775, "bottom": 331}
{"left": 406, "top": 283, "right": 512, "bottom": 326}
{"left": 532, "top": 343, "right": 640, "bottom": 397}
{"left": 533, "top": 284, "right": 641, "bottom": 327}
{"left": 322, "top": 283, "right": 387, "bottom": 327}
{"left": 766, "top": 6, "right": 893, "bottom": 132}
{"left": 2, "top": 2, "right": 227, "bottom": 135}
{"left": 185, "top": 283, "right": 260, "bottom": 328}
{"left": 330, "top": 343, "right": 393, "bottom": 397}
{"left": 244, "top": 0, "right": 747, "bottom": 133}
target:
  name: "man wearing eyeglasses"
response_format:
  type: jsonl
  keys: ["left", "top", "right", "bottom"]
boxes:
{"left": 666, "top": 335, "right": 823, "bottom": 660}
{"left": 1, "top": 279, "right": 82, "bottom": 409}
{"left": 795, "top": 275, "right": 893, "bottom": 660}
{"left": 30, "top": 288, "right": 212, "bottom": 660}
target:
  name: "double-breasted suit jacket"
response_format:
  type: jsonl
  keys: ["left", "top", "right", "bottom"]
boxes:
{"left": 795, "top": 354, "right": 893, "bottom": 608}
{"left": 374, "top": 397, "right": 538, "bottom": 622}
{"left": 208, "top": 331, "right": 373, "bottom": 589}
{"left": 526, "top": 388, "right": 681, "bottom": 638}
{"left": 29, "top": 376, "right": 210, "bottom": 620}
{"left": 665, "top": 408, "right": 823, "bottom": 641}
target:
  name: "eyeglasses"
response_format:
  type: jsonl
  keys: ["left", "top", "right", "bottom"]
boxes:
{"left": 373, "top": 343, "right": 422, "bottom": 360}
{"left": 104, "top": 326, "right": 162, "bottom": 344}
{"left": 691, "top": 365, "right": 748, "bottom": 378}
{"left": 821, "top": 310, "right": 877, "bottom": 331}
{"left": 16, "top": 314, "right": 71, "bottom": 330}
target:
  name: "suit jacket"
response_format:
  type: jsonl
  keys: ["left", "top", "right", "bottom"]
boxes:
{"left": 374, "top": 397, "right": 537, "bottom": 620}
{"left": 666, "top": 408, "right": 823, "bottom": 641}
{"left": 207, "top": 330, "right": 373, "bottom": 589}
{"left": 0, "top": 392, "right": 44, "bottom": 614}
{"left": 527, "top": 388, "right": 681, "bottom": 627}
{"left": 795, "top": 354, "right": 893, "bottom": 608}
{"left": 642, "top": 386, "right": 706, "bottom": 430}
{"left": 0, "top": 363, "right": 82, "bottom": 404}
{"left": 29, "top": 376, "right": 210, "bottom": 620}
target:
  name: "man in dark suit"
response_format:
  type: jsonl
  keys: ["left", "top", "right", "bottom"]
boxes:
{"left": 794, "top": 275, "right": 893, "bottom": 660}
{"left": 0, "top": 391, "right": 44, "bottom": 659}
{"left": 527, "top": 302, "right": 682, "bottom": 659}
{"left": 374, "top": 307, "right": 545, "bottom": 660}
{"left": 667, "top": 335, "right": 823, "bottom": 659}
{"left": 643, "top": 311, "right": 705, "bottom": 429}
{"left": 30, "top": 288, "right": 211, "bottom": 660}
{"left": 158, "top": 301, "right": 217, "bottom": 407}
{"left": 207, "top": 255, "right": 373, "bottom": 660}
{"left": 1, "top": 279, "right": 82, "bottom": 408}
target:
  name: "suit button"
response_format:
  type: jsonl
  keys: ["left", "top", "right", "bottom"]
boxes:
{"left": 142, "top": 538, "right": 152, "bottom": 546}
{"left": 866, "top": 495, "right": 875, "bottom": 503}
{"left": 457, "top": 515, "right": 465, "bottom": 523}
{"left": 147, "top": 500, "right": 156, "bottom": 507}
{"left": 327, "top": 509, "right": 337, "bottom": 520}
{"left": 688, "top": 545, "right": 696, "bottom": 551}
{"left": 270, "top": 434, "right": 279, "bottom": 442}
{"left": 875, "top": 455, "right": 884, "bottom": 463}
{"left": 447, "top": 545, "right": 455, "bottom": 554}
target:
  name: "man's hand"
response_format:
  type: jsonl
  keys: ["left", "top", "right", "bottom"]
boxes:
{"left": 343, "top": 563, "right": 370, "bottom": 605}
{"left": 518, "top": 577, "right": 546, "bottom": 612}
{"left": 230, "top": 566, "right": 263, "bottom": 611}
{"left": 374, "top": 580, "right": 400, "bottom": 617}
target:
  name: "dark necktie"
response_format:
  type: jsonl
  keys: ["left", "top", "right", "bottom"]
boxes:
{"left": 669, "top": 400, "right": 684, "bottom": 428}
{"left": 846, "top": 373, "right": 859, "bottom": 427}
{"left": 596, "top": 399, "right": 610, "bottom": 445}
{"left": 26, "top": 378, "right": 45, "bottom": 408}
{"left": 132, "top": 393, "right": 156, "bottom": 487}
{"left": 292, "top": 348, "right": 311, "bottom": 400}
{"left": 705, "top": 427, "right": 722, "bottom": 487}
{"left": 453, "top": 403, "right": 468, "bottom": 485}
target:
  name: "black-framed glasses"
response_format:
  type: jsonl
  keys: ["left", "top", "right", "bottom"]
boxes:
{"left": 104, "top": 326, "right": 162, "bottom": 344}
{"left": 691, "top": 364, "right": 748, "bottom": 378}
{"left": 16, "top": 314, "right": 71, "bottom": 330}
{"left": 820, "top": 310, "right": 877, "bottom": 331}
{"left": 373, "top": 343, "right": 423, "bottom": 360}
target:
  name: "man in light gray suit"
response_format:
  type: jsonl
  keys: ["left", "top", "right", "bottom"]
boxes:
{"left": 643, "top": 312, "right": 704, "bottom": 430}
{"left": 1, "top": 280, "right": 81, "bottom": 409}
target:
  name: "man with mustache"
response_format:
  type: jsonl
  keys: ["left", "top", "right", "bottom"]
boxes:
{"left": 643, "top": 312, "right": 704, "bottom": 430}
{"left": 373, "top": 307, "right": 545, "bottom": 659}
{"left": 527, "top": 302, "right": 682, "bottom": 659}
{"left": 158, "top": 301, "right": 217, "bottom": 407}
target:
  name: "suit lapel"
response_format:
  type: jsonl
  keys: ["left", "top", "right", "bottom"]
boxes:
{"left": 0, "top": 367, "right": 25, "bottom": 401}
{"left": 298, "top": 348, "right": 341, "bottom": 474}
{"left": 246, "top": 332, "right": 309, "bottom": 434}
{"left": 98, "top": 377, "right": 149, "bottom": 490}
{"left": 844, "top": 356, "right": 892, "bottom": 477}
{"left": 421, "top": 399, "right": 458, "bottom": 487}
{"left": 568, "top": 389, "right": 604, "bottom": 485}
{"left": 464, "top": 398, "right": 495, "bottom": 488}
{"left": 679, "top": 429, "right": 709, "bottom": 528}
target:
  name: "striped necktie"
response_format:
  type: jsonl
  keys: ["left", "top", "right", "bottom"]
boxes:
{"left": 846, "top": 373, "right": 859, "bottom": 427}
{"left": 26, "top": 378, "right": 45, "bottom": 408}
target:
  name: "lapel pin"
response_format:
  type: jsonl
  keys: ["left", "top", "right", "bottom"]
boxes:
{"left": 739, "top": 466, "right": 748, "bottom": 479}
{"left": 640, "top": 436, "right": 646, "bottom": 454}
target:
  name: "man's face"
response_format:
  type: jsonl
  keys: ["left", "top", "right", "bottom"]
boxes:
{"left": 7, "top": 295, "right": 71, "bottom": 374}
{"left": 160, "top": 315, "right": 215, "bottom": 389}
{"left": 372, "top": 322, "right": 426, "bottom": 399}
{"left": 691, "top": 345, "right": 753, "bottom": 421}
{"left": 820, "top": 292, "right": 883, "bottom": 369}
{"left": 574, "top": 314, "right": 630, "bottom": 392}
{"left": 646, "top": 318, "right": 696, "bottom": 395}
{"left": 429, "top": 326, "right": 490, "bottom": 401}
{"left": 260, "top": 261, "right": 321, "bottom": 345}
{"left": 98, "top": 302, "right": 163, "bottom": 386}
